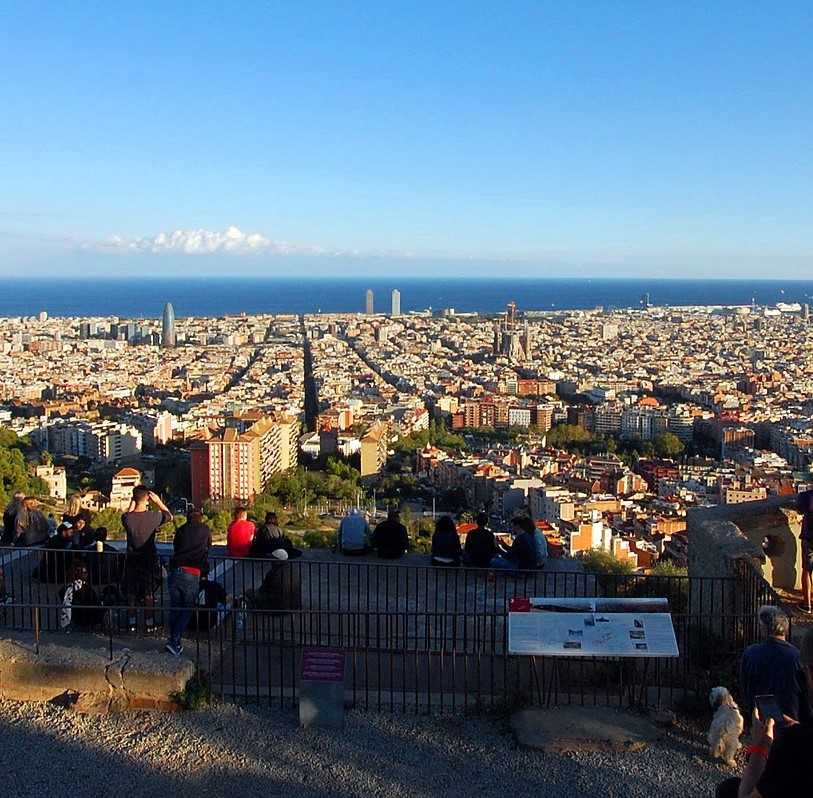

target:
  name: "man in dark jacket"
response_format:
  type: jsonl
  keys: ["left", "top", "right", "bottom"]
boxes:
{"left": 165, "top": 509, "right": 212, "bottom": 656}
{"left": 464, "top": 512, "right": 497, "bottom": 568}
{"left": 251, "top": 512, "right": 301, "bottom": 558}
{"left": 371, "top": 509, "right": 410, "bottom": 560}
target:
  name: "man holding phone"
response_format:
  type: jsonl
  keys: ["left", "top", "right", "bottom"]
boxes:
{"left": 740, "top": 605, "right": 810, "bottom": 723}
{"left": 717, "top": 626, "right": 813, "bottom": 797}
{"left": 739, "top": 625, "right": 813, "bottom": 796}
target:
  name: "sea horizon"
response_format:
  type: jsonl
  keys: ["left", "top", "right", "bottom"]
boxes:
{"left": 3, "top": 276, "right": 813, "bottom": 319}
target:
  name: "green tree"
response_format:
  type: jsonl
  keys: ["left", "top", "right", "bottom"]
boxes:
{"left": 654, "top": 433, "right": 684, "bottom": 459}
{"left": 91, "top": 507, "right": 124, "bottom": 536}
{"left": 546, "top": 423, "right": 592, "bottom": 446}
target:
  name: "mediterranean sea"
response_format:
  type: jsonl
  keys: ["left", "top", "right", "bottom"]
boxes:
{"left": 2, "top": 277, "right": 813, "bottom": 319}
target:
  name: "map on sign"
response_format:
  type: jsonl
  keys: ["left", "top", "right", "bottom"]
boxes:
{"left": 508, "top": 597, "right": 679, "bottom": 658}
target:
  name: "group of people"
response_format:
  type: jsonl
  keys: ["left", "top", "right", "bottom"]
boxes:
{"left": 334, "top": 507, "right": 548, "bottom": 571}
{"left": 225, "top": 507, "right": 302, "bottom": 560}
{"left": 716, "top": 607, "right": 813, "bottom": 797}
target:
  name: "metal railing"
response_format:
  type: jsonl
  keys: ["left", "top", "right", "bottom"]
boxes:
{"left": 0, "top": 546, "right": 789, "bottom": 713}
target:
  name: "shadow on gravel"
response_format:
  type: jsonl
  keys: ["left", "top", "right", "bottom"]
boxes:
{"left": 1, "top": 701, "right": 733, "bottom": 798}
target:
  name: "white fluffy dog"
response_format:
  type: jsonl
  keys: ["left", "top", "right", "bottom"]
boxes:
{"left": 708, "top": 686, "right": 744, "bottom": 766}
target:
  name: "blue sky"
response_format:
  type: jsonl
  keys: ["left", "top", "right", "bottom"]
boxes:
{"left": 1, "top": 2, "right": 811, "bottom": 279}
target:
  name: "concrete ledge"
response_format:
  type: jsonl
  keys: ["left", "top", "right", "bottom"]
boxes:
{"left": 0, "top": 633, "right": 194, "bottom": 713}
{"left": 511, "top": 707, "right": 663, "bottom": 753}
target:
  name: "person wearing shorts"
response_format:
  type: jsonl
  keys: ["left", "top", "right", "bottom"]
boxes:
{"left": 122, "top": 485, "right": 172, "bottom": 633}
{"left": 798, "top": 489, "right": 813, "bottom": 614}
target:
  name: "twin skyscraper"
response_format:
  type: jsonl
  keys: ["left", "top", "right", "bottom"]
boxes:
{"left": 365, "top": 289, "right": 401, "bottom": 316}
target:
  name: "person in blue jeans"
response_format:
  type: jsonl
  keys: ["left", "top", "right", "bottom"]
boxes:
{"left": 491, "top": 516, "right": 537, "bottom": 571}
{"left": 166, "top": 510, "right": 212, "bottom": 657}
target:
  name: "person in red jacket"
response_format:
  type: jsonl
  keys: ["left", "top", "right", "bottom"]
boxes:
{"left": 226, "top": 507, "right": 255, "bottom": 558}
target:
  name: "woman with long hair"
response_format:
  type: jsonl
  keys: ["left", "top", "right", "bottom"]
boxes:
{"left": 431, "top": 515, "right": 462, "bottom": 567}
{"left": 2, "top": 491, "right": 26, "bottom": 544}
{"left": 14, "top": 496, "right": 50, "bottom": 546}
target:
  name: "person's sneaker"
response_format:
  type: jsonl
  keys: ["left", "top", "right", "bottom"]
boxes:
{"left": 165, "top": 642, "right": 183, "bottom": 657}
{"left": 802, "top": 604, "right": 812, "bottom": 614}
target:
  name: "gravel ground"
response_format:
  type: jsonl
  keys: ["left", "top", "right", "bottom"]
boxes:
{"left": 0, "top": 699, "right": 735, "bottom": 798}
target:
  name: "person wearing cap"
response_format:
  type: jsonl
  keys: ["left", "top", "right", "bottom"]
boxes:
{"left": 337, "top": 507, "right": 372, "bottom": 556}
{"left": 165, "top": 509, "right": 212, "bottom": 657}
{"left": 244, "top": 547, "right": 301, "bottom": 614}
{"left": 32, "top": 521, "right": 76, "bottom": 583}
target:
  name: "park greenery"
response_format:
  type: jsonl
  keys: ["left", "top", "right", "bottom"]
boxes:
{"left": 0, "top": 429, "right": 48, "bottom": 508}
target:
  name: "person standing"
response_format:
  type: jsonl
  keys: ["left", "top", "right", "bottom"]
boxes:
{"left": 716, "top": 626, "right": 813, "bottom": 798}
{"left": 371, "top": 509, "right": 410, "bottom": 560}
{"left": 226, "top": 507, "right": 255, "bottom": 558}
{"left": 797, "top": 487, "right": 813, "bottom": 613}
{"left": 122, "top": 485, "right": 171, "bottom": 634}
{"left": 165, "top": 509, "right": 212, "bottom": 657}
{"left": 740, "top": 604, "right": 810, "bottom": 722}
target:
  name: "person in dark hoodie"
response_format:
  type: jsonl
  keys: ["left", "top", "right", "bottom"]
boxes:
{"left": 165, "top": 509, "right": 212, "bottom": 656}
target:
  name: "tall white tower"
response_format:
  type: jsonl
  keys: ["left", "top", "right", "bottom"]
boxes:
{"left": 391, "top": 289, "right": 401, "bottom": 316}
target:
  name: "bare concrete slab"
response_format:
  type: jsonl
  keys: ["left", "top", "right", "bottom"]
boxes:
{"left": 511, "top": 707, "right": 663, "bottom": 753}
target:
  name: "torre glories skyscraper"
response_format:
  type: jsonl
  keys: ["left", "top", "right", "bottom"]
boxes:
{"left": 162, "top": 302, "right": 176, "bottom": 348}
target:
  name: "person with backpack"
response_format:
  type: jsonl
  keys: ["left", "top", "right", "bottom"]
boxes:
{"left": 165, "top": 509, "right": 212, "bottom": 656}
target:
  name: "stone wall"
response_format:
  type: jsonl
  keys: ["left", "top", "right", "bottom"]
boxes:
{"left": 0, "top": 632, "right": 194, "bottom": 713}
{"left": 688, "top": 495, "right": 801, "bottom": 592}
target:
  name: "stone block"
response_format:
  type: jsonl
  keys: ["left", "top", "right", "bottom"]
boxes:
{"left": 300, "top": 680, "right": 344, "bottom": 728}
{"left": 120, "top": 651, "right": 193, "bottom": 698}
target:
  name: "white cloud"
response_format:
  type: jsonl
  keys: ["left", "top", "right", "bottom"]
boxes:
{"left": 90, "top": 226, "right": 334, "bottom": 256}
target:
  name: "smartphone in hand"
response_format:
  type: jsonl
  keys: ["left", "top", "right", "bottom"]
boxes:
{"left": 755, "top": 695, "right": 786, "bottom": 728}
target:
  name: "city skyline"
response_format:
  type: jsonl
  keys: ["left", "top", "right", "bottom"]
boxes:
{"left": 2, "top": 3, "right": 812, "bottom": 279}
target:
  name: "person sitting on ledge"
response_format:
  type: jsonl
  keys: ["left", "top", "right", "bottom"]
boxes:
{"left": 337, "top": 507, "right": 372, "bottom": 556}
{"left": 226, "top": 506, "right": 255, "bottom": 558}
{"left": 490, "top": 515, "right": 537, "bottom": 571}
{"left": 371, "top": 508, "right": 410, "bottom": 560}
{"left": 463, "top": 512, "right": 497, "bottom": 568}
{"left": 431, "top": 515, "right": 462, "bottom": 567}
{"left": 32, "top": 521, "right": 75, "bottom": 583}
{"left": 244, "top": 548, "right": 301, "bottom": 614}
{"left": 251, "top": 512, "right": 301, "bottom": 558}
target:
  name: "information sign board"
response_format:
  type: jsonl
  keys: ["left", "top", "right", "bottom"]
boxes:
{"left": 508, "top": 597, "right": 679, "bottom": 658}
